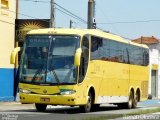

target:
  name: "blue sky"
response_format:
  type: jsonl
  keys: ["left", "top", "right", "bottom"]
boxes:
{"left": 19, "top": 0, "right": 160, "bottom": 39}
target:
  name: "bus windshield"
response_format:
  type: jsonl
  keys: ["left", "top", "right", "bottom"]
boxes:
{"left": 20, "top": 35, "right": 80, "bottom": 85}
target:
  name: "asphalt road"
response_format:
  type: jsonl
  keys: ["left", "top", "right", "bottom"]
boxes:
{"left": 0, "top": 100, "right": 160, "bottom": 120}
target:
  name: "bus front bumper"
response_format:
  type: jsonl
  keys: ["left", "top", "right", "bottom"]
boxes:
{"left": 19, "top": 93, "right": 86, "bottom": 106}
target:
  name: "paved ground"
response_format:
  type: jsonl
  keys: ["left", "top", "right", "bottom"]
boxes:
{"left": 0, "top": 100, "right": 160, "bottom": 120}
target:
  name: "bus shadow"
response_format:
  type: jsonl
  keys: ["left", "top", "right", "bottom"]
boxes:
{"left": 46, "top": 106, "right": 120, "bottom": 114}
{"left": 7, "top": 105, "right": 134, "bottom": 114}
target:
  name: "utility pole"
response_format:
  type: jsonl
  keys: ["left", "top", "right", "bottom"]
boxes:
{"left": 70, "top": 20, "right": 73, "bottom": 28}
{"left": 87, "top": 0, "right": 96, "bottom": 29}
{"left": 14, "top": 0, "right": 19, "bottom": 99}
{"left": 50, "top": 0, "right": 55, "bottom": 28}
{"left": 16, "top": 0, "right": 19, "bottom": 19}
{"left": 15, "top": 0, "right": 19, "bottom": 68}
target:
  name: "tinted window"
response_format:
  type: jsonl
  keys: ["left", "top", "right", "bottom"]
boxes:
{"left": 128, "top": 45, "right": 149, "bottom": 66}
{"left": 143, "top": 48, "right": 149, "bottom": 66}
{"left": 90, "top": 35, "right": 149, "bottom": 66}
{"left": 91, "top": 36, "right": 103, "bottom": 60}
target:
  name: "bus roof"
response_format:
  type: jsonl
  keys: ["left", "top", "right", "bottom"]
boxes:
{"left": 27, "top": 28, "right": 148, "bottom": 49}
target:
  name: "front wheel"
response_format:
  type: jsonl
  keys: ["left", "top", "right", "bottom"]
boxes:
{"left": 79, "top": 92, "right": 93, "bottom": 113}
{"left": 35, "top": 103, "right": 47, "bottom": 112}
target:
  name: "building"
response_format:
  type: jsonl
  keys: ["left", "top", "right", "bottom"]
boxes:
{"left": 0, "top": 0, "right": 16, "bottom": 101}
{"left": 132, "top": 36, "right": 160, "bottom": 99}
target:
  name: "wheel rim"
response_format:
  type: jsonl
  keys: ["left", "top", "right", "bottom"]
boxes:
{"left": 86, "top": 94, "right": 92, "bottom": 112}
{"left": 128, "top": 92, "right": 133, "bottom": 108}
{"left": 134, "top": 93, "right": 138, "bottom": 107}
{"left": 129, "top": 97, "right": 132, "bottom": 108}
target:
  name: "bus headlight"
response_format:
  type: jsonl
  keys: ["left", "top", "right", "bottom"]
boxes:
{"left": 19, "top": 89, "right": 31, "bottom": 94}
{"left": 60, "top": 89, "right": 76, "bottom": 95}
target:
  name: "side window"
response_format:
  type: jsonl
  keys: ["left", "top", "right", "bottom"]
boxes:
{"left": 101, "top": 39, "right": 110, "bottom": 60}
{"left": 128, "top": 45, "right": 134, "bottom": 64}
{"left": 143, "top": 49, "right": 149, "bottom": 66}
{"left": 125, "top": 45, "right": 130, "bottom": 64}
{"left": 91, "top": 36, "right": 102, "bottom": 60}
{"left": 101, "top": 39, "right": 129, "bottom": 64}
{"left": 128, "top": 45, "right": 148, "bottom": 66}
{"left": 79, "top": 36, "right": 89, "bottom": 83}
{"left": 119, "top": 43, "right": 129, "bottom": 64}
{"left": 107, "top": 41, "right": 123, "bottom": 63}
{"left": 137, "top": 47, "right": 143, "bottom": 65}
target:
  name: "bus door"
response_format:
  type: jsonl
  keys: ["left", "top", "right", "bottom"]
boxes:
{"left": 78, "top": 36, "right": 89, "bottom": 94}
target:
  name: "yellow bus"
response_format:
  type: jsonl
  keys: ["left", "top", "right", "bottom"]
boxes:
{"left": 11, "top": 28, "right": 149, "bottom": 112}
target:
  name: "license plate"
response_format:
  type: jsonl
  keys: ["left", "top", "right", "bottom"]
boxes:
{"left": 40, "top": 98, "right": 50, "bottom": 102}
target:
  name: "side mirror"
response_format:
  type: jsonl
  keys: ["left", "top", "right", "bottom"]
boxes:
{"left": 10, "top": 47, "right": 21, "bottom": 64}
{"left": 74, "top": 48, "right": 82, "bottom": 66}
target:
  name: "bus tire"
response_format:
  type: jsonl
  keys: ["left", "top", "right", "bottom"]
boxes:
{"left": 79, "top": 92, "right": 93, "bottom": 113}
{"left": 125, "top": 91, "right": 134, "bottom": 109}
{"left": 122, "top": 91, "right": 134, "bottom": 109}
{"left": 133, "top": 92, "right": 139, "bottom": 108}
{"left": 35, "top": 103, "right": 47, "bottom": 112}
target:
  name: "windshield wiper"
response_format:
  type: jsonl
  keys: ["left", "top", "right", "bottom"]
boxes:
{"left": 50, "top": 67, "right": 61, "bottom": 85}
{"left": 31, "top": 68, "right": 43, "bottom": 83}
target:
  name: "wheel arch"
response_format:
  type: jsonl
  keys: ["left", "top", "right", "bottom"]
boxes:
{"left": 129, "top": 87, "right": 135, "bottom": 98}
{"left": 87, "top": 86, "right": 95, "bottom": 104}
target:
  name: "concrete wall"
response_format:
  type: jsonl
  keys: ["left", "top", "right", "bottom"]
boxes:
{"left": 158, "top": 58, "right": 160, "bottom": 98}
{"left": 149, "top": 48, "right": 160, "bottom": 99}
{"left": 0, "top": 0, "right": 16, "bottom": 101}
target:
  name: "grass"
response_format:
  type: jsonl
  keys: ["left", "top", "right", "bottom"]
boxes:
{"left": 80, "top": 114, "right": 123, "bottom": 120}
{"left": 128, "top": 108, "right": 160, "bottom": 115}
{"left": 79, "top": 108, "right": 160, "bottom": 120}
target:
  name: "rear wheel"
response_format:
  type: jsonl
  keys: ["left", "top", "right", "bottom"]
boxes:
{"left": 126, "top": 91, "right": 134, "bottom": 109}
{"left": 122, "top": 91, "right": 134, "bottom": 109}
{"left": 133, "top": 92, "right": 139, "bottom": 108}
{"left": 79, "top": 92, "right": 93, "bottom": 113}
{"left": 35, "top": 103, "right": 47, "bottom": 112}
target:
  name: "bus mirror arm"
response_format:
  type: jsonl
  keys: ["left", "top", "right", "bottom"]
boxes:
{"left": 10, "top": 47, "right": 21, "bottom": 64}
{"left": 74, "top": 48, "right": 82, "bottom": 66}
